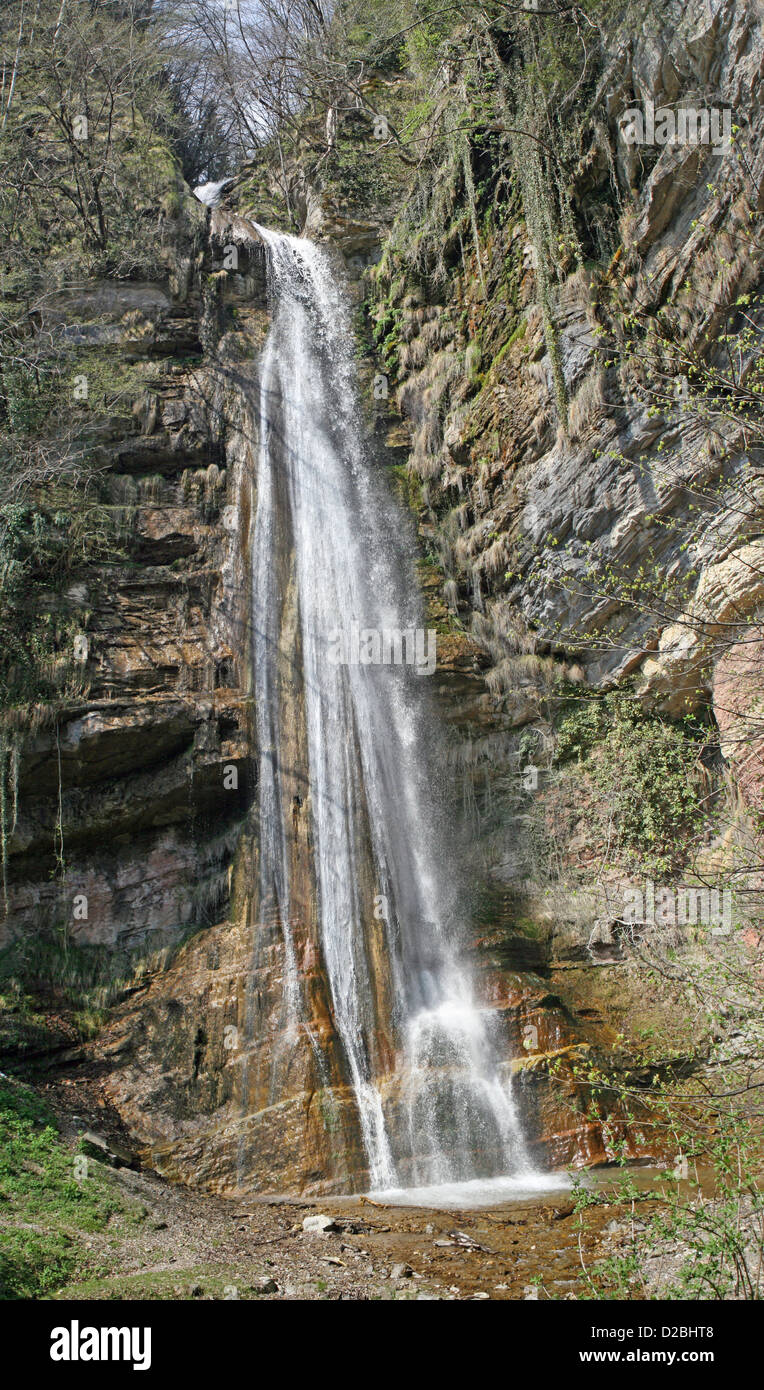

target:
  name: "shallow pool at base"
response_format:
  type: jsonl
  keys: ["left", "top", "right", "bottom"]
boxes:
{"left": 367, "top": 1171, "right": 576, "bottom": 1209}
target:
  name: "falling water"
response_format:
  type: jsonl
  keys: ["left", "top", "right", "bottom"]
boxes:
{"left": 251, "top": 223, "right": 535, "bottom": 1195}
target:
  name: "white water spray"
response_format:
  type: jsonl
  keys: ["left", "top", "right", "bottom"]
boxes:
{"left": 251, "top": 223, "right": 535, "bottom": 1193}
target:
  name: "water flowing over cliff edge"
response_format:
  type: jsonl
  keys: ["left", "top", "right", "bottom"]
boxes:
{"left": 248, "top": 223, "right": 537, "bottom": 1195}
{"left": 96, "top": 214, "right": 631, "bottom": 1196}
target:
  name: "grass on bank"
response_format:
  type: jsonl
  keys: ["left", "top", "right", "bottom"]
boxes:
{"left": 0, "top": 1076, "right": 137, "bottom": 1299}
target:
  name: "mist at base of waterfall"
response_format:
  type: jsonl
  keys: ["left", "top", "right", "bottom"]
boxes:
{"left": 367, "top": 1172, "right": 576, "bottom": 1210}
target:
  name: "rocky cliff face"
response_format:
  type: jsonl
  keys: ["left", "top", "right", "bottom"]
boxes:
{"left": 361, "top": 0, "right": 764, "bottom": 988}
{"left": 0, "top": 202, "right": 257, "bottom": 961}
{"left": 410, "top": 0, "right": 764, "bottom": 696}
{"left": 96, "top": 209, "right": 633, "bottom": 1197}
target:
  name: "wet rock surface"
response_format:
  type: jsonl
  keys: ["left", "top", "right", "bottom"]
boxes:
{"left": 36, "top": 1055, "right": 649, "bottom": 1302}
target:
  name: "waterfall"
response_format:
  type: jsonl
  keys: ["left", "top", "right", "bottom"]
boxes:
{"left": 250, "top": 223, "right": 536, "bottom": 1196}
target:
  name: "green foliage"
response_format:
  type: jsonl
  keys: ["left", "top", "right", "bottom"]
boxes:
{"left": 323, "top": 134, "right": 403, "bottom": 214}
{"left": 0, "top": 261, "right": 146, "bottom": 710}
{"left": 403, "top": 12, "right": 453, "bottom": 78}
{"left": 0, "top": 484, "right": 121, "bottom": 709}
{"left": 0, "top": 1077, "right": 127, "bottom": 1298}
{"left": 337, "top": 0, "right": 457, "bottom": 76}
{"left": 0, "top": 1, "right": 186, "bottom": 715}
{"left": 554, "top": 693, "right": 707, "bottom": 874}
{"left": 0, "top": 0, "right": 181, "bottom": 280}
{"left": 0, "top": 931, "right": 171, "bottom": 1021}
{"left": 493, "top": 318, "right": 526, "bottom": 364}
{"left": 371, "top": 296, "right": 403, "bottom": 376}
{"left": 570, "top": 1076, "right": 764, "bottom": 1299}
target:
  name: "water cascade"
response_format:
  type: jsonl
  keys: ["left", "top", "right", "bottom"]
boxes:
{"left": 249, "top": 224, "right": 539, "bottom": 1197}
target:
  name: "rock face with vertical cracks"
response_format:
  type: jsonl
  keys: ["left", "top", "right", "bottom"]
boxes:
{"left": 100, "top": 900, "right": 633, "bottom": 1195}
{"left": 98, "top": 219, "right": 636, "bottom": 1198}
{"left": 0, "top": 208, "right": 260, "bottom": 955}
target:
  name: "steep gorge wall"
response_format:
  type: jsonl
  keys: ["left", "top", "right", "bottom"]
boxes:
{"left": 351, "top": 0, "right": 764, "bottom": 1015}
{"left": 0, "top": 203, "right": 259, "bottom": 963}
